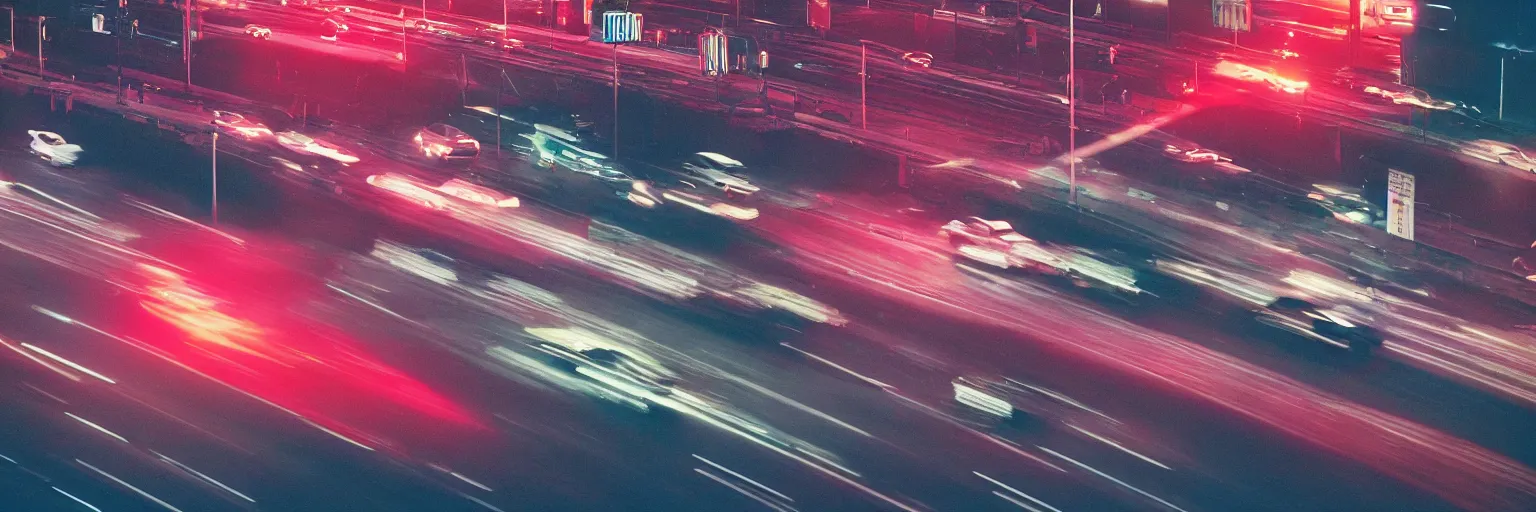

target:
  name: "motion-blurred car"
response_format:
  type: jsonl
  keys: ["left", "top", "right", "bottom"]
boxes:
{"left": 27, "top": 130, "right": 83, "bottom": 167}
{"left": 678, "top": 152, "right": 760, "bottom": 198}
{"left": 525, "top": 327, "right": 677, "bottom": 413}
{"left": 1361, "top": 85, "right": 1458, "bottom": 111}
{"left": 414, "top": 123, "right": 481, "bottom": 161}
{"left": 901, "top": 51, "right": 933, "bottom": 68}
{"left": 244, "top": 24, "right": 272, "bottom": 40}
{"left": 275, "top": 131, "right": 361, "bottom": 164}
{"left": 1253, "top": 297, "right": 1383, "bottom": 354}
{"left": 529, "top": 124, "right": 628, "bottom": 182}
{"left": 940, "top": 217, "right": 1145, "bottom": 298}
{"left": 472, "top": 26, "right": 526, "bottom": 51}
{"left": 1162, "top": 144, "right": 1231, "bottom": 164}
{"left": 1214, "top": 61, "right": 1308, "bottom": 95}
{"left": 952, "top": 376, "right": 1091, "bottom": 426}
{"left": 1461, "top": 139, "right": 1536, "bottom": 173}
{"left": 366, "top": 173, "right": 519, "bottom": 210}
{"left": 1303, "top": 183, "right": 1382, "bottom": 226}
{"left": 320, "top": 17, "right": 348, "bottom": 41}
{"left": 212, "top": 110, "right": 273, "bottom": 138}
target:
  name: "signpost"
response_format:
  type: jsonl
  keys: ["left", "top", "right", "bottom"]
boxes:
{"left": 1386, "top": 169, "right": 1415, "bottom": 241}
{"left": 1212, "top": 0, "right": 1251, "bottom": 46}
{"left": 603, "top": 11, "right": 643, "bottom": 159}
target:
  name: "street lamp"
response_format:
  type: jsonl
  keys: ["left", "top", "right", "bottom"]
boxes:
{"left": 1068, "top": 0, "right": 1077, "bottom": 206}
{"left": 210, "top": 122, "right": 219, "bottom": 225}
{"left": 37, "top": 16, "right": 46, "bottom": 75}
{"left": 1, "top": 7, "right": 14, "bottom": 53}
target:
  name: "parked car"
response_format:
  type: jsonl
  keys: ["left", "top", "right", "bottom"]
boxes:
{"left": 27, "top": 130, "right": 83, "bottom": 167}
{"left": 414, "top": 123, "right": 481, "bottom": 161}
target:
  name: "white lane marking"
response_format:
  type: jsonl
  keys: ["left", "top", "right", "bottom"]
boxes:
{"left": 1067, "top": 425, "right": 1170, "bottom": 470}
{"left": 76, "top": 459, "right": 186, "bottom": 512}
{"left": 695, "top": 468, "right": 798, "bottom": 512}
{"left": 780, "top": 343, "right": 895, "bottom": 390}
{"left": 974, "top": 471, "right": 1064, "bottom": 512}
{"left": 1040, "top": 447, "right": 1188, "bottom": 512}
{"left": 65, "top": 412, "right": 128, "bottom": 444}
{"left": 153, "top": 451, "right": 256, "bottom": 503}
{"left": 694, "top": 454, "right": 795, "bottom": 503}
{"left": 53, "top": 487, "right": 104, "bottom": 512}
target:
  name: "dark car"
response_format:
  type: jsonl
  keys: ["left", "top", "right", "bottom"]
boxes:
{"left": 1254, "top": 297, "right": 1383, "bottom": 355}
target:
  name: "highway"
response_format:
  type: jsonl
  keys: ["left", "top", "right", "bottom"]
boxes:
{"left": 0, "top": 0, "right": 1533, "bottom": 510}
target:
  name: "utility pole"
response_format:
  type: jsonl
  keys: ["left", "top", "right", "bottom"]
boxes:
{"left": 1499, "top": 55, "right": 1507, "bottom": 121}
{"left": 211, "top": 127, "right": 219, "bottom": 225}
{"left": 183, "top": 0, "right": 192, "bottom": 92}
{"left": 3, "top": 7, "right": 14, "bottom": 53}
{"left": 37, "top": 16, "right": 45, "bottom": 75}
{"left": 860, "top": 41, "right": 867, "bottom": 130}
{"left": 460, "top": 53, "right": 468, "bottom": 106}
{"left": 1347, "top": 0, "right": 1361, "bottom": 68}
{"left": 422, "top": 0, "right": 428, "bottom": 22}
{"left": 612, "top": 43, "right": 620, "bottom": 158}
{"left": 1068, "top": 0, "right": 1076, "bottom": 206}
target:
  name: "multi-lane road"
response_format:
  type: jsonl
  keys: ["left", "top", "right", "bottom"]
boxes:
{"left": 1, "top": 0, "right": 1534, "bottom": 511}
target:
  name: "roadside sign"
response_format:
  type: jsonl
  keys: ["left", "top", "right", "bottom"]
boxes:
{"left": 1386, "top": 169, "right": 1415, "bottom": 241}
{"left": 699, "top": 30, "right": 728, "bottom": 77}
{"left": 601, "top": 11, "right": 643, "bottom": 44}
{"left": 92, "top": 14, "right": 110, "bottom": 34}
{"left": 808, "top": 0, "right": 831, "bottom": 33}
{"left": 1212, "top": 0, "right": 1252, "bottom": 32}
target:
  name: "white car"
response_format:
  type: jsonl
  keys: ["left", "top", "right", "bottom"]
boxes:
{"left": 1162, "top": 144, "right": 1231, "bottom": 164}
{"left": 212, "top": 110, "right": 272, "bottom": 138}
{"left": 275, "top": 131, "right": 360, "bottom": 164}
{"left": 680, "top": 152, "right": 760, "bottom": 198}
{"left": 1461, "top": 139, "right": 1536, "bottom": 173}
{"left": 1361, "top": 85, "right": 1458, "bottom": 111}
{"left": 366, "top": 173, "right": 519, "bottom": 210}
{"left": 414, "top": 123, "right": 480, "bottom": 160}
{"left": 27, "top": 130, "right": 83, "bottom": 167}
{"left": 244, "top": 24, "right": 272, "bottom": 40}
{"left": 940, "top": 217, "right": 1143, "bottom": 296}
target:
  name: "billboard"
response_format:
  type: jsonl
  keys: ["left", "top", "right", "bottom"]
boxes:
{"left": 1386, "top": 169, "right": 1415, "bottom": 241}
{"left": 808, "top": 0, "right": 830, "bottom": 33}
{"left": 699, "top": 30, "right": 729, "bottom": 76}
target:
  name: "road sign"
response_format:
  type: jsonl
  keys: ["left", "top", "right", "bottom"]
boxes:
{"left": 601, "top": 11, "right": 643, "bottom": 44}
{"left": 1213, "top": 0, "right": 1252, "bottom": 32}
{"left": 1386, "top": 169, "right": 1415, "bottom": 241}
{"left": 699, "top": 30, "right": 728, "bottom": 77}
{"left": 92, "top": 14, "right": 110, "bottom": 34}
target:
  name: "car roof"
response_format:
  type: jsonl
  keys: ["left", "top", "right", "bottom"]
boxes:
{"left": 696, "top": 152, "right": 744, "bottom": 167}
{"left": 535, "top": 124, "right": 579, "bottom": 142}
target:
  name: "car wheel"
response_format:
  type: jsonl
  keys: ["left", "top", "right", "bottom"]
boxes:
{"left": 1347, "top": 337, "right": 1374, "bottom": 356}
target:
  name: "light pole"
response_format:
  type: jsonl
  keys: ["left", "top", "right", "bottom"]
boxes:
{"left": 182, "top": 0, "right": 192, "bottom": 92}
{"left": 3, "top": 7, "right": 14, "bottom": 53}
{"left": 35, "top": 16, "right": 45, "bottom": 75}
{"left": 211, "top": 126, "right": 219, "bottom": 225}
{"left": 1498, "top": 55, "right": 1507, "bottom": 121}
{"left": 1068, "top": 0, "right": 1076, "bottom": 206}
{"left": 422, "top": 0, "right": 428, "bottom": 22}
{"left": 612, "top": 43, "right": 620, "bottom": 157}
{"left": 860, "top": 41, "right": 867, "bottom": 130}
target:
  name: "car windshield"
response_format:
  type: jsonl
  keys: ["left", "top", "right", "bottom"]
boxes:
{"left": 39, "top": 133, "right": 65, "bottom": 145}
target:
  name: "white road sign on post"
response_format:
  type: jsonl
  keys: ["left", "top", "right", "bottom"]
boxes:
{"left": 1386, "top": 169, "right": 1415, "bottom": 241}
{"left": 1213, "top": 0, "right": 1252, "bottom": 32}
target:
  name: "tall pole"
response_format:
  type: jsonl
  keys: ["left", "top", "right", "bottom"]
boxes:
{"left": 37, "top": 17, "right": 44, "bottom": 75}
{"left": 183, "top": 0, "right": 191, "bottom": 92}
{"left": 1068, "top": 0, "right": 1076, "bottom": 206}
{"left": 860, "top": 42, "right": 867, "bottom": 130}
{"left": 1498, "top": 56, "right": 1506, "bottom": 121}
{"left": 612, "top": 44, "right": 620, "bottom": 158}
{"left": 211, "top": 130, "right": 219, "bottom": 225}
{"left": 497, "top": 70, "right": 504, "bottom": 161}
{"left": 503, "top": 0, "right": 509, "bottom": 41}
{"left": 7, "top": 8, "right": 14, "bottom": 53}
{"left": 116, "top": 12, "right": 124, "bottom": 104}
{"left": 423, "top": 0, "right": 428, "bottom": 21}
{"left": 460, "top": 53, "right": 468, "bottom": 106}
